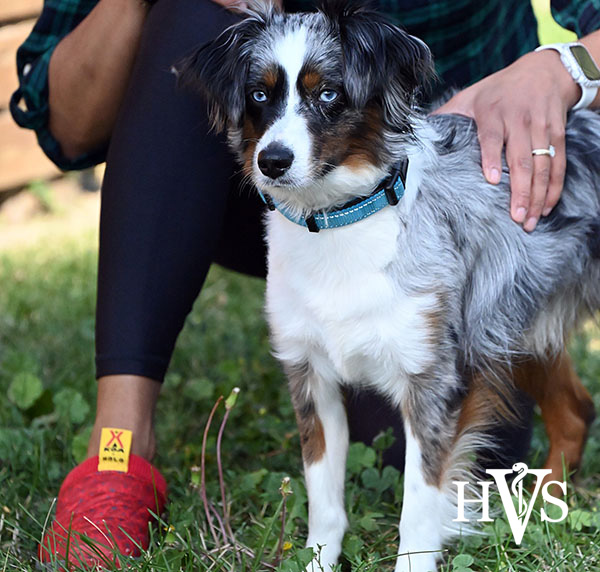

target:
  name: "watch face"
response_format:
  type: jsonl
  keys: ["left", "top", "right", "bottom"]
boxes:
{"left": 569, "top": 45, "right": 600, "bottom": 81}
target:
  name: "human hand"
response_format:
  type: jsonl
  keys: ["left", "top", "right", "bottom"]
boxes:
{"left": 432, "top": 50, "right": 581, "bottom": 231}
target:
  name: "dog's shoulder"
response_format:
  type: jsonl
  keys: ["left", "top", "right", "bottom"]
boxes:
{"left": 423, "top": 113, "right": 480, "bottom": 157}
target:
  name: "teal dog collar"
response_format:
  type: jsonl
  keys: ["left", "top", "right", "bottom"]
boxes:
{"left": 258, "top": 160, "right": 408, "bottom": 233}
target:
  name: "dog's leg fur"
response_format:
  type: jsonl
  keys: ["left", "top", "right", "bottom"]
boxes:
{"left": 394, "top": 364, "right": 467, "bottom": 572}
{"left": 288, "top": 363, "right": 349, "bottom": 571}
{"left": 396, "top": 422, "right": 446, "bottom": 572}
{"left": 514, "top": 351, "right": 596, "bottom": 486}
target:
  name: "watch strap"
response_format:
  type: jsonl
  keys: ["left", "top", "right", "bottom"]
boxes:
{"left": 573, "top": 82, "right": 598, "bottom": 110}
{"left": 535, "top": 42, "right": 600, "bottom": 110}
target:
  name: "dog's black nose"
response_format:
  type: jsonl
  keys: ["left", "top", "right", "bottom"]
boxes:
{"left": 257, "top": 143, "right": 294, "bottom": 179}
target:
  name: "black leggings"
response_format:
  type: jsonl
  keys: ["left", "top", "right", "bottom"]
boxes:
{"left": 96, "top": 0, "right": 532, "bottom": 468}
{"left": 97, "top": 0, "right": 267, "bottom": 381}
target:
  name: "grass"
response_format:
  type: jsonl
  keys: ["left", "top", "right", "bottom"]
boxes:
{"left": 0, "top": 230, "right": 599, "bottom": 572}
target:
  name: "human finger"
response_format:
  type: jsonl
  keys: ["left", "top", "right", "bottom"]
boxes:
{"left": 527, "top": 118, "right": 554, "bottom": 230}
{"left": 542, "top": 121, "right": 567, "bottom": 216}
{"left": 527, "top": 152, "right": 551, "bottom": 231}
{"left": 477, "top": 112, "right": 505, "bottom": 185}
{"left": 505, "top": 119, "right": 534, "bottom": 226}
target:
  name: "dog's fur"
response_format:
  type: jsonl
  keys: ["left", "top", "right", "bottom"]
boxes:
{"left": 178, "top": 1, "right": 598, "bottom": 570}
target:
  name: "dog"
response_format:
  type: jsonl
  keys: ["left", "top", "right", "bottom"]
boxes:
{"left": 177, "top": 1, "right": 598, "bottom": 570}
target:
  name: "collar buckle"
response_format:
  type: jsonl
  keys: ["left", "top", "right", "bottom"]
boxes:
{"left": 383, "top": 158, "right": 408, "bottom": 206}
{"left": 305, "top": 214, "right": 320, "bottom": 233}
{"left": 383, "top": 168, "right": 401, "bottom": 206}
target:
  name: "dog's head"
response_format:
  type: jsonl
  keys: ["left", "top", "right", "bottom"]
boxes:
{"left": 177, "top": 0, "right": 432, "bottom": 211}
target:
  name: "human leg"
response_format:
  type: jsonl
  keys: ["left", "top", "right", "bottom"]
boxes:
{"left": 88, "top": 0, "right": 245, "bottom": 458}
{"left": 86, "top": 375, "right": 160, "bottom": 460}
{"left": 40, "top": 0, "right": 258, "bottom": 564}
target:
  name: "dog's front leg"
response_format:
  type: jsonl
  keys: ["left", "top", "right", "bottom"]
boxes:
{"left": 287, "top": 363, "right": 349, "bottom": 571}
{"left": 395, "top": 371, "right": 463, "bottom": 572}
{"left": 395, "top": 421, "right": 446, "bottom": 572}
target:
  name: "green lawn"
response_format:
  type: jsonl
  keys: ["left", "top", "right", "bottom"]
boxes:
{"left": 0, "top": 231, "right": 598, "bottom": 571}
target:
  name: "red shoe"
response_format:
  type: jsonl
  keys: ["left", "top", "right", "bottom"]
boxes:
{"left": 38, "top": 454, "right": 167, "bottom": 569}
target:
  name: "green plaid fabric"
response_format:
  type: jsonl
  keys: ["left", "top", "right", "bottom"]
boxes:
{"left": 287, "top": 0, "right": 600, "bottom": 93}
{"left": 10, "top": 0, "right": 600, "bottom": 171}
{"left": 10, "top": 0, "right": 102, "bottom": 169}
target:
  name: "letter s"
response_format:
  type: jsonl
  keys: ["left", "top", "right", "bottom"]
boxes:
{"left": 541, "top": 481, "right": 568, "bottom": 523}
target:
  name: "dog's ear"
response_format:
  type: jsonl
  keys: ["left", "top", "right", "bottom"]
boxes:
{"left": 320, "top": 1, "right": 434, "bottom": 132}
{"left": 175, "top": 11, "right": 271, "bottom": 132}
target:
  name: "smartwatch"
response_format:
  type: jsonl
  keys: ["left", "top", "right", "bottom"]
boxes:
{"left": 535, "top": 42, "right": 600, "bottom": 110}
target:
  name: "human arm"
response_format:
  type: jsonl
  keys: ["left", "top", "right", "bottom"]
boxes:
{"left": 48, "top": 0, "right": 279, "bottom": 160}
{"left": 433, "top": 28, "right": 600, "bottom": 232}
{"left": 47, "top": 0, "right": 148, "bottom": 160}
{"left": 11, "top": 0, "right": 257, "bottom": 168}
{"left": 48, "top": 0, "right": 258, "bottom": 159}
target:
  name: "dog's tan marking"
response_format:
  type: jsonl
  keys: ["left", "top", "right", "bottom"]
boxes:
{"left": 242, "top": 118, "right": 260, "bottom": 176}
{"left": 337, "top": 107, "right": 386, "bottom": 170}
{"left": 287, "top": 364, "right": 327, "bottom": 465}
{"left": 514, "top": 351, "right": 595, "bottom": 488}
{"left": 300, "top": 70, "right": 322, "bottom": 91}
{"left": 243, "top": 117, "right": 260, "bottom": 142}
{"left": 296, "top": 411, "right": 326, "bottom": 465}
{"left": 455, "top": 373, "right": 514, "bottom": 437}
{"left": 262, "top": 67, "right": 279, "bottom": 91}
{"left": 423, "top": 292, "right": 450, "bottom": 347}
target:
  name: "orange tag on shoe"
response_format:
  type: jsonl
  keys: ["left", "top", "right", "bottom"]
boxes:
{"left": 98, "top": 428, "right": 132, "bottom": 472}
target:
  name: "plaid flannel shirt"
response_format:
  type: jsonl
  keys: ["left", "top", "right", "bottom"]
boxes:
{"left": 10, "top": 0, "right": 600, "bottom": 171}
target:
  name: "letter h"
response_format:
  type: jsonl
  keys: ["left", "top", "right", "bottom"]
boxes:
{"left": 453, "top": 481, "right": 494, "bottom": 523}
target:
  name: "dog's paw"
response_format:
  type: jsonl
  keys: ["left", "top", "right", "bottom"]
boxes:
{"left": 303, "top": 543, "right": 339, "bottom": 572}
{"left": 394, "top": 550, "right": 438, "bottom": 572}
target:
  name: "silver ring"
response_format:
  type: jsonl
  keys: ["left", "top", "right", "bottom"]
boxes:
{"left": 532, "top": 145, "right": 556, "bottom": 158}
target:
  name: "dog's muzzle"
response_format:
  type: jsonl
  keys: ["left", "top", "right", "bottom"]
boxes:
{"left": 258, "top": 143, "right": 295, "bottom": 180}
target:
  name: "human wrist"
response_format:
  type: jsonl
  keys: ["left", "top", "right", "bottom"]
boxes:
{"left": 534, "top": 42, "right": 600, "bottom": 110}
{"left": 533, "top": 49, "right": 581, "bottom": 109}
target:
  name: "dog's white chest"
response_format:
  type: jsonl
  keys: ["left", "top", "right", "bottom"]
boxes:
{"left": 265, "top": 209, "right": 435, "bottom": 388}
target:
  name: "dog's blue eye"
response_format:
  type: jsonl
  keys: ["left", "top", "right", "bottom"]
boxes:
{"left": 319, "top": 89, "right": 338, "bottom": 103}
{"left": 251, "top": 90, "right": 268, "bottom": 103}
